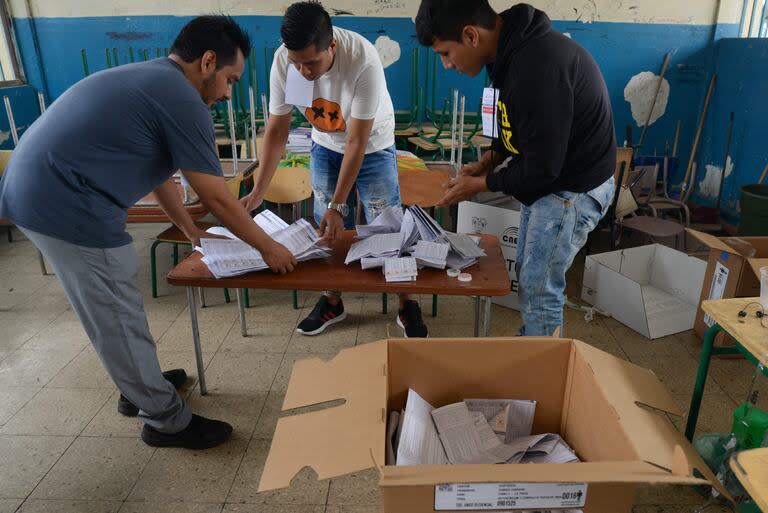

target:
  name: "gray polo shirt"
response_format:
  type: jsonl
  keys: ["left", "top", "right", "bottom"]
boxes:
{"left": 0, "top": 58, "right": 222, "bottom": 248}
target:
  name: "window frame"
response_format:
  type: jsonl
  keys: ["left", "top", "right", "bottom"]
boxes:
{"left": 0, "top": 1, "right": 24, "bottom": 86}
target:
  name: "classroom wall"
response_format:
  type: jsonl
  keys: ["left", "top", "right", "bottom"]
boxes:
{"left": 1, "top": 0, "right": 743, "bottom": 175}
{"left": 694, "top": 38, "right": 768, "bottom": 226}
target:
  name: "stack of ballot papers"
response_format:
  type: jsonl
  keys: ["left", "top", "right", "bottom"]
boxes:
{"left": 383, "top": 257, "right": 418, "bottom": 282}
{"left": 197, "top": 210, "right": 330, "bottom": 278}
{"left": 285, "top": 127, "right": 312, "bottom": 154}
{"left": 387, "top": 388, "right": 580, "bottom": 468}
{"left": 348, "top": 206, "right": 486, "bottom": 277}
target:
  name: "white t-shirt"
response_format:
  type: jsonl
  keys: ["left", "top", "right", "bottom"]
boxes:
{"left": 269, "top": 27, "right": 395, "bottom": 155}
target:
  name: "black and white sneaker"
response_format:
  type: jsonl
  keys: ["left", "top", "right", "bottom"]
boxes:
{"left": 397, "top": 300, "right": 428, "bottom": 338}
{"left": 296, "top": 296, "right": 347, "bottom": 336}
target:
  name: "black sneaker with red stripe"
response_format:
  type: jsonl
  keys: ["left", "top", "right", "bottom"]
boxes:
{"left": 397, "top": 300, "right": 428, "bottom": 338}
{"left": 296, "top": 295, "right": 347, "bottom": 336}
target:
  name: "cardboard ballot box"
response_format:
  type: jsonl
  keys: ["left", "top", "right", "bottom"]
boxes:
{"left": 258, "top": 338, "right": 723, "bottom": 513}
{"left": 581, "top": 244, "right": 707, "bottom": 339}
{"left": 688, "top": 230, "right": 768, "bottom": 349}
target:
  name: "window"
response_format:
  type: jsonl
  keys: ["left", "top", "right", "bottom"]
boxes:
{"left": 739, "top": 0, "right": 768, "bottom": 38}
{"left": 0, "top": 2, "right": 23, "bottom": 83}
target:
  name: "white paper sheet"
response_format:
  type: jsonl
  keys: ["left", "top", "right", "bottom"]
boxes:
{"left": 356, "top": 206, "right": 404, "bottom": 238}
{"left": 396, "top": 389, "right": 448, "bottom": 466}
{"left": 284, "top": 65, "right": 315, "bottom": 107}
{"left": 345, "top": 232, "right": 403, "bottom": 264}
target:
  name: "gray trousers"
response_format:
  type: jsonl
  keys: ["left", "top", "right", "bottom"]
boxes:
{"left": 21, "top": 227, "right": 191, "bottom": 433}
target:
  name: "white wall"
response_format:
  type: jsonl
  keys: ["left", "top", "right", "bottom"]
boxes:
{"left": 8, "top": 0, "right": 743, "bottom": 25}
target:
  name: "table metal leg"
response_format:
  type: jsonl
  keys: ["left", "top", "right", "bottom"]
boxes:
{"left": 685, "top": 323, "right": 722, "bottom": 441}
{"left": 483, "top": 296, "right": 492, "bottom": 337}
{"left": 186, "top": 287, "right": 207, "bottom": 396}
{"left": 237, "top": 288, "right": 247, "bottom": 337}
{"left": 473, "top": 296, "right": 481, "bottom": 337}
{"left": 199, "top": 287, "right": 206, "bottom": 308}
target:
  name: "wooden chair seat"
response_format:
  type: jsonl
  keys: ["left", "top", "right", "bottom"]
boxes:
{"left": 436, "top": 138, "right": 470, "bottom": 149}
{"left": 408, "top": 137, "right": 441, "bottom": 151}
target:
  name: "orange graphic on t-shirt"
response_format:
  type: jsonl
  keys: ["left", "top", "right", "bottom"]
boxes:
{"left": 305, "top": 98, "right": 346, "bottom": 133}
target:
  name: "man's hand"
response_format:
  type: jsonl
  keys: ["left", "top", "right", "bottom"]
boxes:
{"left": 319, "top": 209, "right": 344, "bottom": 241}
{"left": 459, "top": 161, "right": 489, "bottom": 177}
{"left": 240, "top": 191, "right": 263, "bottom": 214}
{"left": 437, "top": 175, "right": 489, "bottom": 207}
{"left": 261, "top": 241, "right": 298, "bottom": 274}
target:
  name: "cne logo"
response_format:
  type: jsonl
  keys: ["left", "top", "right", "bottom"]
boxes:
{"left": 501, "top": 226, "right": 518, "bottom": 248}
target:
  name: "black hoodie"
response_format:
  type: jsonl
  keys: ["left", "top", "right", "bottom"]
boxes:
{"left": 485, "top": 4, "right": 616, "bottom": 205}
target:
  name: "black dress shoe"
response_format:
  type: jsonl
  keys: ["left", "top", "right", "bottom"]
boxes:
{"left": 141, "top": 414, "right": 233, "bottom": 449}
{"left": 117, "top": 368, "right": 188, "bottom": 417}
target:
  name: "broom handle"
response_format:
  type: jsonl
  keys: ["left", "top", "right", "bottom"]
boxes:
{"left": 682, "top": 74, "right": 716, "bottom": 193}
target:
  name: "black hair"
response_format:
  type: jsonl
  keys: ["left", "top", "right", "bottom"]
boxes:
{"left": 281, "top": 1, "right": 334, "bottom": 52}
{"left": 171, "top": 16, "right": 251, "bottom": 67}
{"left": 415, "top": 0, "right": 497, "bottom": 45}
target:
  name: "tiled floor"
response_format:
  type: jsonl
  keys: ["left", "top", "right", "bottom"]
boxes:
{"left": 0, "top": 223, "right": 760, "bottom": 513}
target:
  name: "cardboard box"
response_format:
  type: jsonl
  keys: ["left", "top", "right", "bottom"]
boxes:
{"left": 259, "top": 338, "right": 724, "bottom": 512}
{"left": 457, "top": 201, "right": 521, "bottom": 310}
{"left": 581, "top": 244, "right": 707, "bottom": 339}
{"left": 688, "top": 230, "right": 768, "bottom": 349}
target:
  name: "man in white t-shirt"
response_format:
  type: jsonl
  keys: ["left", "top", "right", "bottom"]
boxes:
{"left": 242, "top": 1, "right": 428, "bottom": 338}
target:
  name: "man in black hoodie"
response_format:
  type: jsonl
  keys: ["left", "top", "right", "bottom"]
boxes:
{"left": 416, "top": 1, "right": 616, "bottom": 337}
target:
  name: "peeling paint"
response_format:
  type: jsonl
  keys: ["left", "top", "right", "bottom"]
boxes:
{"left": 374, "top": 35, "right": 400, "bottom": 69}
{"left": 725, "top": 156, "right": 734, "bottom": 178}
{"left": 624, "top": 71, "right": 670, "bottom": 127}
{"left": 699, "top": 164, "right": 722, "bottom": 198}
{"left": 0, "top": 131, "right": 9, "bottom": 145}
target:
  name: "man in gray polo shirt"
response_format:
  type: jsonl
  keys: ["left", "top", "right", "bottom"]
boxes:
{"left": 0, "top": 16, "right": 297, "bottom": 449}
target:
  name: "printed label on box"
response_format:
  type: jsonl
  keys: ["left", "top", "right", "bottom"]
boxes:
{"left": 704, "top": 262, "right": 729, "bottom": 327}
{"left": 434, "top": 482, "right": 587, "bottom": 510}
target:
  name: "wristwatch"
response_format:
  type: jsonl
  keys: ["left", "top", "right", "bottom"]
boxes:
{"left": 327, "top": 202, "right": 349, "bottom": 218}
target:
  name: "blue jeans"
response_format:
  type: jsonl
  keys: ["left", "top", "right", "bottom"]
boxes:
{"left": 516, "top": 177, "right": 615, "bottom": 337}
{"left": 311, "top": 143, "right": 401, "bottom": 228}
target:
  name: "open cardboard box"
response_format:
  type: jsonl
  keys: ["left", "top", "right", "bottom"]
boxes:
{"left": 581, "top": 244, "right": 707, "bottom": 339}
{"left": 259, "top": 338, "right": 727, "bottom": 512}
{"left": 688, "top": 230, "right": 768, "bottom": 351}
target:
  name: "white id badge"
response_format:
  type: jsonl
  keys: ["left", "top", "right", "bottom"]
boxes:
{"left": 482, "top": 87, "right": 499, "bottom": 138}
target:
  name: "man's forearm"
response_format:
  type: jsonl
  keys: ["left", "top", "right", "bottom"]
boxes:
{"left": 203, "top": 191, "right": 276, "bottom": 251}
{"left": 480, "top": 149, "right": 502, "bottom": 173}
{"left": 152, "top": 178, "right": 197, "bottom": 236}
{"left": 331, "top": 141, "right": 366, "bottom": 204}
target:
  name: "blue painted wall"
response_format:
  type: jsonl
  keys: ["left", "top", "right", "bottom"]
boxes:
{"left": 694, "top": 37, "right": 768, "bottom": 225}
{"left": 9, "top": 14, "right": 739, "bottom": 183}
{"left": 0, "top": 84, "right": 42, "bottom": 150}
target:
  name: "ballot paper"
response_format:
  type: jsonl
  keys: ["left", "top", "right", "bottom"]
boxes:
{"left": 383, "top": 257, "right": 418, "bottom": 283}
{"left": 399, "top": 210, "right": 420, "bottom": 250}
{"left": 413, "top": 240, "right": 450, "bottom": 269}
{"left": 199, "top": 215, "right": 330, "bottom": 278}
{"left": 385, "top": 410, "right": 401, "bottom": 466}
{"left": 345, "top": 232, "right": 403, "bottom": 264}
{"left": 444, "top": 232, "right": 487, "bottom": 259}
{"left": 521, "top": 436, "right": 580, "bottom": 464}
{"left": 360, "top": 257, "right": 384, "bottom": 270}
{"left": 465, "top": 398, "right": 537, "bottom": 443}
{"left": 356, "top": 206, "right": 404, "bottom": 238}
{"left": 284, "top": 65, "right": 314, "bottom": 107}
{"left": 396, "top": 389, "right": 448, "bottom": 466}
{"left": 409, "top": 205, "right": 444, "bottom": 242}
{"left": 432, "top": 403, "right": 521, "bottom": 464}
